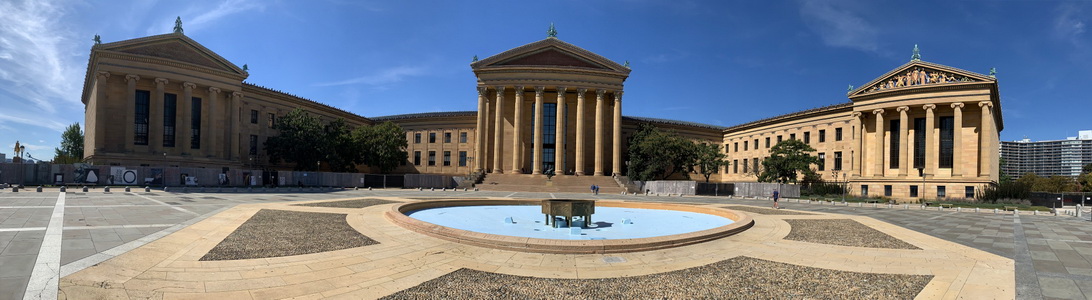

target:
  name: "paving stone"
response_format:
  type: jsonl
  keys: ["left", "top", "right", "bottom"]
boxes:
{"left": 1038, "top": 277, "right": 1084, "bottom": 299}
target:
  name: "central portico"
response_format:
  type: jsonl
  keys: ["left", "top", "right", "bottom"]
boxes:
{"left": 470, "top": 32, "right": 630, "bottom": 177}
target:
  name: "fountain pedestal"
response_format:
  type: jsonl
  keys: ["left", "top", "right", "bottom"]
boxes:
{"left": 541, "top": 199, "right": 595, "bottom": 228}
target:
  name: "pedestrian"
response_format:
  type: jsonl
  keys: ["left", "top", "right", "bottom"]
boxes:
{"left": 590, "top": 184, "right": 595, "bottom": 194}
{"left": 594, "top": 185, "right": 599, "bottom": 195}
{"left": 772, "top": 189, "right": 780, "bottom": 209}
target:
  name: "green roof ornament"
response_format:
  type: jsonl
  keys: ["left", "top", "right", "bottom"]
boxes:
{"left": 173, "top": 16, "right": 184, "bottom": 34}
{"left": 93, "top": 34, "right": 101, "bottom": 45}
{"left": 989, "top": 67, "right": 996, "bottom": 78}
{"left": 624, "top": 60, "right": 630, "bottom": 68}
{"left": 472, "top": 55, "right": 478, "bottom": 62}
{"left": 910, "top": 44, "right": 921, "bottom": 61}
{"left": 847, "top": 84, "right": 854, "bottom": 92}
{"left": 547, "top": 23, "right": 557, "bottom": 38}
{"left": 242, "top": 64, "right": 248, "bottom": 72}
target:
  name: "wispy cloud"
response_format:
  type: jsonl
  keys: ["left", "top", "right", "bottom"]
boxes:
{"left": 798, "top": 0, "right": 879, "bottom": 53}
{"left": 0, "top": 112, "right": 67, "bottom": 132}
{"left": 0, "top": 0, "right": 82, "bottom": 115}
{"left": 1054, "top": 3, "right": 1087, "bottom": 45}
{"left": 147, "top": 0, "right": 266, "bottom": 35}
{"left": 312, "top": 66, "right": 428, "bottom": 88}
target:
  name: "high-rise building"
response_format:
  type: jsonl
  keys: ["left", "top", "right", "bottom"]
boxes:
{"left": 1001, "top": 130, "right": 1092, "bottom": 179}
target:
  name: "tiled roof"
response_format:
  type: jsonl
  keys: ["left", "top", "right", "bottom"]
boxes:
{"left": 722, "top": 102, "right": 852, "bottom": 133}
{"left": 369, "top": 111, "right": 478, "bottom": 121}
{"left": 622, "top": 116, "right": 726, "bottom": 130}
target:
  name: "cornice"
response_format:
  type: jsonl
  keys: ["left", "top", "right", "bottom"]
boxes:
{"left": 241, "top": 82, "right": 373, "bottom": 125}
{"left": 722, "top": 102, "right": 853, "bottom": 134}
{"left": 471, "top": 37, "right": 630, "bottom": 75}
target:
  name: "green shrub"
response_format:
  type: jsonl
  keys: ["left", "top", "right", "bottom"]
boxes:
{"left": 977, "top": 181, "right": 1031, "bottom": 203}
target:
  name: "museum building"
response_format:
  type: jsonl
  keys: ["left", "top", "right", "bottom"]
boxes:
{"left": 80, "top": 25, "right": 1002, "bottom": 201}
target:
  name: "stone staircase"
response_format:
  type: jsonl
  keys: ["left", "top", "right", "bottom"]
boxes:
{"left": 476, "top": 173, "right": 624, "bottom": 194}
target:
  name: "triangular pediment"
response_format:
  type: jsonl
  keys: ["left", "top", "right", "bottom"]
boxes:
{"left": 472, "top": 38, "right": 630, "bottom": 73}
{"left": 99, "top": 34, "right": 246, "bottom": 76}
{"left": 848, "top": 60, "right": 994, "bottom": 98}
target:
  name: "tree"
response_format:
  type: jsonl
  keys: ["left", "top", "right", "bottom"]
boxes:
{"left": 322, "top": 118, "right": 359, "bottom": 173}
{"left": 356, "top": 121, "right": 408, "bottom": 174}
{"left": 757, "top": 139, "right": 820, "bottom": 184}
{"left": 265, "top": 109, "right": 325, "bottom": 171}
{"left": 626, "top": 123, "right": 699, "bottom": 181}
{"left": 998, "top": 157, "right": 1013, "bottom": 184}
{"left": 1017, "top": 172, "right": 1076, "bottom": 193}
{"left": 693, "top": 143, "right": 727, "bottom": 182}
{"left": 53, "top": 123, "right": 84, "bottom": 164}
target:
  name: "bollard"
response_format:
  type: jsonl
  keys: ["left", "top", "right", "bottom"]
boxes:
{"left": 938, "top": 206, "right": 942, "bottom": 211}
{"left": 975, "top": 207, "right": 979, "bottom": 213}
{"left": 1015, "top": 209, "right": 1019, "bottom": 215}
{"left": 957, "top": 207, "right": 962, "bottom": 212}
{"left": 431, "top": 187, "right": 435, "bottom": 191}
{"left": 37, "top": 186, "right": 42, "bottom": 192}
{"left": 125, "top": 187, "right": 131, "bottom": 192}
{"left": 474, "top": 188, "right": 479, "bottom": 191}
{"left": 104, "top": 186, "right": 110, "bottom": 193}
{"left": 418, "top": 187, "right": 422, "bottom": 191}
{"left": 1034, "top": 210, "right": 1038, "bottom": 216}
{"left": 904, "top": 204, "right": 909, "bottom": 209}
{"left": 59, "top": 186, "right": 66, "bottom": 193}
{"left": 920, "top": 205, "right": 925, "bottom": 210}
{"left": 11, "top": 187, "right": 17, "bottom": 192}
{"left": 82, "top": 186, "right": 88, "bottom": 192}
{"left": 857, "top": 202, "right": 862, "bottom": 207}
{"left": 464, "top": 188, "right": 468, "bottom": 192}
{"left": 442, "top": 188, "right": 447, "bottom": 192}
{"left": 369, "top": 187, "right": 373, "bottom": 191}
{"left": 993, "top": 208, "right": 998, "bottom": 214}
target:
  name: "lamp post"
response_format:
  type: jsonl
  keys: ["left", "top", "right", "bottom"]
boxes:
{"left": 841, "top": 172, "right": 847, "bottom": 203}
{"left": 917, "top": 167, "right": 926, "bottom": 203}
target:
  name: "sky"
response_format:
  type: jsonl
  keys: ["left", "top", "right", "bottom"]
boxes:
{"left": 0, "top": 0, "right": 1090, "bottom": 161}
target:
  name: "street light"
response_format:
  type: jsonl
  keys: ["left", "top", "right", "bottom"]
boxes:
{"left": 917, "top": 167, "right": 926, "bottom": 203}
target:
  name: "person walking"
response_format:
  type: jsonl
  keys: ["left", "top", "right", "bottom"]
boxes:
{"left": 772, "top": 189, "right": 780, "bottom": 209}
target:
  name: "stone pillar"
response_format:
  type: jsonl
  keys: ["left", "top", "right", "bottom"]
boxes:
{"left": 979, "top": 101, "right": 995, "bottom": 178}
{"left": 230, "top": 91, "right": 243, "bottom": 161}
{"left": 181, "top": 82, "right": 196, "bottom": 154}
{"left": 612, "top": 91, "right": 623, "bottom": 176}
{"left": 93, "top": 72, "right": 111, "bottom": 153}
{"left": 951, "top": 102, "right": 964, "bottom": 177}
{"left": 851, "top": 112, "right": 862, "bottom": 175}
{"left": 510, "top": 86, "right": 524, "bottom": 174}
{"left": 575, "top": 88, "right": 587, "bottom": 175}
{"left": 474, "top": 87, "right": 486, "bottom": 172}
{"left": 532, "top": 87, "right": 545, "bottom": 175}
{"left": 152, "top": 78, "right": 169, "bottom": 153}
{"left": 872, "top": 109, "right": 885, "bottom": 177}
{"left": 594, "top": 89, "right": 606, "bottom": 176}
{"left": 897, "top": 106, "right": 909, "bottom": 176}
{"left": 923, "top": 104, "right": 937, "bottom": 177}
{"left": 483, "top": 92, "right": 491, "bottom": 171}
{"left": 124, "top": 75, "right": 140, "bottom": 152}
{"left": 554, "top": 87, "right": 567, "bottom": 175}
{"left": 492, "top": 86, "right": 505, "bottom": 174}
{"left": 208, "top": 87, "right": 221, "bottom": 158}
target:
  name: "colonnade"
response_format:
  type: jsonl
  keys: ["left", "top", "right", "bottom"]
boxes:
{"left": 474, "top": 86, "right": 622, "bottom": 176}
{"left": 854, "top": 101, "right": 996, "bottom": 178}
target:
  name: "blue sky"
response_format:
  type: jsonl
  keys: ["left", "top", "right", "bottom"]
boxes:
{"left": 1, "top": 0, "right": 1089, "bottom": 161}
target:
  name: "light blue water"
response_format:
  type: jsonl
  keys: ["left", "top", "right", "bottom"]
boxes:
{"left": 407, "top": 205, "right": 734, "bottom": 240}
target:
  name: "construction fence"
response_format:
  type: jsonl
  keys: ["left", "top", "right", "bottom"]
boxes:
{"left": 637, "top": 180, "right": 800, "bottom": 198}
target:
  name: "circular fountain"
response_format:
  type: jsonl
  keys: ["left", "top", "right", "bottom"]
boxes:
{"left": 385, "top": 199, "right": 753, "bottom": 254}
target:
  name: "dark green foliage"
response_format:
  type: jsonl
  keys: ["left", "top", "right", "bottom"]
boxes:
{"left": 265, "top": 109, "right": 325, "bottom": 171}
{"left": 977, "top": 180, "right": 1031, "bottom": 203}
{"left": 355, "top": 121, "right": 408, "bottom": 174}
{"left": 802, "top": 179, "right": 846, "bottom": 196}
{"left": 757, "top": 139, "right": 820, "bottom": 184}
{"left": 54, "top": 122, "right": 84, "bottom": 164}
{"left": 626, "top": 123, "right": 699, "bottom": 181}
{"left": 266, "top": 109, "right": 408, "bottom": 172}
{"left": 694, "top": 143, "right": 727, "bottom": 183}
{"left": 1017, "top": 173, "right": 1076, "bottom": 193}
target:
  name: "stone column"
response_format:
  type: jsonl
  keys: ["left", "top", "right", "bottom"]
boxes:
{"left": 872, "top": 109, "right": 885, "bottom": 177}
{"left": 510, "top": 86, "right": 524, "bottom": 174}
{"left": 532, "top": 87, "right": 545, "bottom": 175}
{"left": 152, "top": 78, "right": 169, "bottom": 153}
{"left": 978, "top": 101, "right": 995, "bottom": 178}
{"left": 851, "top": 112, "right": 862, "bottom": 175}
{"left": 93, "top": 72, "right": 111, "bottom": 153}
{"left": 124, "top": 75, "right": 140, "bottom": 152}
{"left": 897, "top": 106, "right": 910, "bottom": 176}
{"left": 474, "top": 87, "right": 486, "bottom": 172}
{"left": 594, "top": 89, "right": 606, "bottom": 176}
{"left": 612, "top": 91, "right": 623, "bottom": 176}
{"left": 923, "top": 104, "right": 937, "bottom": 177}
{"left": 554, "top": 87, "right": 567, "bottom": 175}
{"left": 181, "top": 82, "right": 196, "bottom": 153}
{"left": 951, "top": 102, "right": 964, "bottom": 176}
{"left": 230, "top": 91, "right": 243, "bottom": 161}
{"left": 208, "top": 87, "right": 221, "bottom": 158}
{"left": 575, "top": 88, "right": 587, "bottom": 175}
{"left": 492, "top": 86, "right": 505, "bottom": 174}
{"left": 482, "top": 92, "right": 491, "bottom": 171}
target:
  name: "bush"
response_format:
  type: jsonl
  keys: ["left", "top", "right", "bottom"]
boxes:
{"left": 977, "top": 181, "right": 1031, "bottom": 203}
{"left": 802, "top": 179, "right": 845, "bottom": 196}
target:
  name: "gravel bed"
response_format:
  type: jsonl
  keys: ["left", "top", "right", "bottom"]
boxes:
{"left": 784, "top": 219, "right": 920, "bottom": 249}
{"left": 293, "top": 198, "right": 397, "bottom": 208}
{"left": 382, "top": 256, "right": 931, "bottom": 299}
{"left": 723, "top": 206, "right": 814, "bottom": 215}
{"left": 200, "top": 209, "right": 378, "bottom": 261}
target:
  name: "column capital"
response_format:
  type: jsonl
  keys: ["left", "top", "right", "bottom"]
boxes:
{"left": 850, "top": 111, "right": 862, "bottom": 118}
{"left": 231, "top": 91, "right": 244, "bottom": 99}
{"left": 950, "top": 102, "right": 965, "bottom": 109}
{"left": 896, "top": 106, "right": 910, "bottom": 112}
{"left": 96, "top": 71, "right": 111, "bottom": 80}
{"left": 182, "top": 82, "right": 197, "bottom": 90}
{"left": 534, "top": 86, "right": 545, "bottom": 94}
{"left": 922, "top": 103, "right": 936, "bottom": 111}
{"left": 154, "top": 78, "right": 169, "bottom": 86}
{"left": 208, "top": 87, "right": 221, "bottom": 94}
{"left": 514, "top": 85, "right": 524, "bottom": 93}
{"left": 556, "top": 86, "right": 567, "bottom": 93}
{"left": 494, "top": 86, "right": 506, "bottom": 93}
{"left": 125, "top": 74, "right": 140, "bottom": 82}
{"left": 978, "top": 101, "right": 993, "bottom": 108}
{"left": 477, "top": 86, "right": 488, "bottom": 96}
{"left": 596, "top": 89, "right": 606, "bottom": 97}
{"left": 872, "top": 108, "right": 885, "bottom": 115}
{"left": 615, "top": 90, "right": 624, "bottom": 101}
{"left": 577, "top": 87, "right": 588, "bottom": 94}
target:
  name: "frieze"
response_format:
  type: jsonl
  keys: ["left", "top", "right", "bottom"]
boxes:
{"left": 862, "top": 66, "right": 978, "bottom": 94}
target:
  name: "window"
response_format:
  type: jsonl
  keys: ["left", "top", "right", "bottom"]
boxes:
{"left": 861, "top": 185, "right": 869, "bottom": 197}
{"left": 443, "top": 151, "right": 451, "bottom": 166}
{"left": 777, "top": 135, "right": 783, "bottom": 144}
{"left": 939, "top": 116, "right": 954, "bottom": 168}
{"left": 724, "top": 144, "right": 730, "bottom": 154}
{"left": 752, "top": 158, "right": 759, "bottom": 174}
{"left": 248, "top": 135, "right": 258, "bottom": 155}
{"left": 914, "top": 118, "right": 926, "bottom": 169}
{"left": 414, "top": 133, "right": 421, "bottom": 144}
{"left": 834, "top": 151, "right": 843, "bottom": 171}
{"left": 459, "top": 132, "right": 468, "bottom": 143}
{"left": 790, "top": 133, "right": 796, "bottom": 140}
{"left": 965, "top": 186, "right": 975, "bottom": 199}
{"left": 884, "top": 185, "right": 892, "bottom": 197}
{"left": 765, "top": 137, "right": 770, "bottom": 148}
{"left": 250, "top": 109, "right": 258, "bottom": 124}
{"left": 429, "top": 133, "right": 436, "bottom": 143}
{"left": 734, "top": 142, "right": 738, "bottom": 152}
{"left": 804, "top": 132, "right": 810, "bottom": 144}
{"left": 163, "top": 93, "right": 177, "bottom": 147}
{"left": 819, "top": 130, "right": 826, "bottom": 143}
{"left": 413, "top": 151, "right": 421, "bottom": 165}
{"left": 835, "top": 128, "right": 843, "bottom": 141}
{"left": 733, "top": 160, "right": 738, "bottom": 173}
{"left": 191, "top": 97, "right": 202, "bottom": 149}
{"left": 459, "top": 151, "right": 467, "bottom": 166}
{"left": 444, "top": 132, "right": 452, "bottom": 143}
{"left": 910, "top": 185, "right": 919, "bottom": 198}
{"left": 134, "top": 90, "right": 150, "bottom": 145}
{"left": 889, "top": 119, "right": 899, "bottom": 169}
{"left": 428, "top": 151, "right": 436, "bottom": 166}
{"left": 754, "top": 139, "right": 758, "bottom": 149}
{"left": 818, "top": 153, "right": 826, "bottom": 171}
{"left": 937, "top": 186, "right": 946, "bottom": 198}
{"left": 267, "top": 113, "right": 275, "bottom": 128}
{"left": 743, "top": 158, "right": 748, "bottom": 173}
{"left": 744, "top": 141, "right": 748, "bottom": 151}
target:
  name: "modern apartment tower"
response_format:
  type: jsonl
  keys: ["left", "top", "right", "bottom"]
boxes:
{"left": 1001, "top": 130, "right": 1092, "bottom": 179}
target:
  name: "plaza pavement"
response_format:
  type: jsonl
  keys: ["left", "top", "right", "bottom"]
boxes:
{"left": 0, "top": 187, "right": 1087, "bottom": 299}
